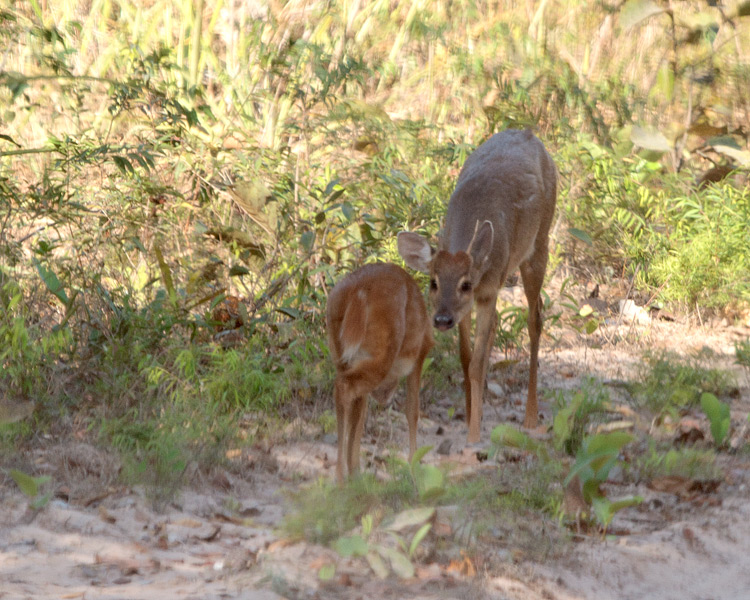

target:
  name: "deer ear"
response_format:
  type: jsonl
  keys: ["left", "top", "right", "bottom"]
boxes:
{"left": 397, "top": 231, "right": 434, "bottom": 274}
{"left": 467, "top": 220, "right": 494, "bottom": 274}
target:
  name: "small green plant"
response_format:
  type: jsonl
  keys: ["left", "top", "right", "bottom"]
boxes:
{"left": 570, "top": 303, "right": 601, "bottom": 336}
{"left": 282, "top": 472, "right": 415, "bottom": 546}
{"left": 333, "top": 506, "right": 435, "bottom": 579}
{"left": 700, "top": 393, "right": 731, "bottom": 447}
{"left": 491, "top": 423, "right": 551, "bottom": 460}
{"left": 317, "top": 410, "right": 337, "bottom": 434}
{"left": 491, "top": 423, "right": 642, "bottom": 533}
{"left": 489, "top": 424, "right": 564, "bottom": 514}
{"left": 632, "top": 350, "right": 736, "bottom": 416}
{"left": 495, "top": 305, "right": 527, "bottom": 356}
{"left": 409, "top": 446, "right": 445, "bottom": 502}
{"left": 636, "top": 444, "right": 721, "bottom": 482}
{"left": 9, "top": 469, "right": 52, "bottom": 510}
{"left": 564, "top": 432, "right": 643, "bottom": 533}
{"left": 551, "top": 379, "right": 610, "bottom": 455}
{"left": 0, "top": 279, "right": 72, "bottom": 414}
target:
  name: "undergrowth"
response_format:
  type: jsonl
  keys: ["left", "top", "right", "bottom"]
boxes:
{"left": 635, "top": 443, "right": 722, "bottom": 483}
{"left": 631, "top": 349, "right": 737, "bottom": 416}
{"left": 2, "top": 0, "right": 750, "bottom": 506}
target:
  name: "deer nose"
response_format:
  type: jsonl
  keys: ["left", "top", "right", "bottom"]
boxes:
{"left": 434, "top": 314, "right": 454, "bottom": 331}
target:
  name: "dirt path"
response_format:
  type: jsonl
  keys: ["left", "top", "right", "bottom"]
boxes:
{"left": 2, "top": 312, "right": 750, "bottom": 600}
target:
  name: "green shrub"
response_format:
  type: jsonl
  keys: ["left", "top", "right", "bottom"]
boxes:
{"left": 551, "top": 379, "right": 611, "bottom": 456}
{"left": 646, "top": 188, "right": 750, "bottom": 308}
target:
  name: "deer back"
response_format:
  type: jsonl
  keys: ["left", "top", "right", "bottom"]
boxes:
{"left": 442, "top": 129, "right": 557, "bottom": 297}
{"left": 326, "top": 263, "right": 433, "bottom": 383}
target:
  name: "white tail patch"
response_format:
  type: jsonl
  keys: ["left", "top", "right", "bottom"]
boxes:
{"left": 338, "top": 288, "right": 368, "bottom": 366}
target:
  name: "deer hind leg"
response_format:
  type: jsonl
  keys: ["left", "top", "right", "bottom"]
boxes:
{"left": 349, "top": 394, "right": 368, "bottom": 476}
{"left": 467, "top": 294, "right": 498, "bottom": 444}
{"left": 520, "top": 253, "right": 547, "bottom": 429}
{"left": 405, "top": 343, "right": 431, "bottom": 461}
{"left": 335, "top": 379, "right": 349, "bottom": 482}
{"left": 335, "top": 345, "right": 396, "bottom": 480}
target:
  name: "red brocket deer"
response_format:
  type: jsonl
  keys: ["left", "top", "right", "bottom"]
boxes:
{"left": 397, "top": 129, "right": 557, "bottom": 443}
{"left": 326, "top": 263, "right": 434, "bottom": 481}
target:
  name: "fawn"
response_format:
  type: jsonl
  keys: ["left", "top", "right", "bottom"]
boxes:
{"left": 398, "top": 129, "right": 557, "bottom": 443}
{"left": 326, "top": 263, "right": 434, "bottom": 481}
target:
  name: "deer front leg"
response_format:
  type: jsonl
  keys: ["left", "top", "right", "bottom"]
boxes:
{"left": 335, "top": 380, "right": 349, "bottom": 482}
{"left": 458, "top": 314, "right": 472, "bottom": 425}
{"left": 466, "top": 296, "right": 497, "bottom": 444}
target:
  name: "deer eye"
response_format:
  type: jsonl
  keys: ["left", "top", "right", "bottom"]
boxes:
{"left": 460, "top": 281, "right": 472, "bottom": 293}
{"left": 430, "top": 278, "right": 438, "bottom": 291}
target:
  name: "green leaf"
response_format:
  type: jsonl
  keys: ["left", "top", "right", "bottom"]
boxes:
{"left": 700, "top": 392, "right": 731, "bottom": 445}
{"left": 410, "top": 445, "right": 432, "bottom": 467}
{"left": 593, "top": 495, "right": 643, "bottom": 529}
{"left": 491, "top": 424, "right": 549, "bottom": 459}
{"left": 609, "top": 496, "right": 644, "bottom": 513}
{"left": 591, "top": 496, "right": 614, "bottom": 528}
{"left": 568, "top": 227, "right": 593, "bottom": 246}
{"left": 654, "top": 65, "right": 674, "bottom": 102}
{"left": 585, "top": 449, "right": 621, "bottom": 479}
{"left": 585, "top": 431, "right": 634, "bottom": 455}
{"left": 491, "top": 423, "right": 531, "bottom": 447}
{"left": 334, "top": 535, "right": 369, "bottom": 557}
{"left": 565, "top": 432, "right": 634, "bottom": 488}
{"left": 582, "top": 478, "right": 602, "bottom": 504}
{"left": 585, "top": 318, "right": 600, "bottom": 335}
{"left": 328, "top": 188, "right": 345, "bottom": 203}
{"left": 276, "top": 306, "right": 301, "bottom": 320}
{"left": 553, "top": 404, "right": 575, "bottom": 451}
{"left": 153, "top": 245, "right": 176, "bottom": 307}
{"left": 30, "top": 492, "right": 52, "bottom": 510}
{"left": 413, "top": 464, "right": 444, "bottom": 501}
{"left": 341, "top": 201, "right": 355, "bottom": 221}
{"left": 300, "top": 230, "right": 315, "bottom": 252}
{"left": 32, "top": 258, "right": 70, "bottom": 306}
{"left": 385, "top": 507, "right": 435, "bottom": 532}
{"left": 28, "top": 0, "right": 44, "bottom": 23}
{"left": 630, "top": 126, "right": 671, "bottom": 153}
{"left": 0, "top": 133, "right": 21, "bottom": 147}
{"left": 323, "top": 178, "right": 341, "bottom": 196}
{"left": 620, "top": 0, "right": 665, "bottom": 29}
{"left": 361, "top": 513, "right": 374, "bottom": 536}
{"left": 366, "top": 550, "right": 390, "bottom": 579}
{"left": 318, "top": 564, "right": 336, "bottom": 581}
{"left": 737, "top": 0, "right": 750, "bottom": 17}
{"left": 10, "top": 469, "right": 50, "bottom": 498}
{"left": 377, "top": 546, "right": 415, "bottom": 579}
{"left": 112, "top": 155, "right": 135, "bottom": 175}
{"left": 409, "top": 522, "right": 432, "bottom": 557}
{"left": 229, "top": 264, "right": 250, "bottom": 277}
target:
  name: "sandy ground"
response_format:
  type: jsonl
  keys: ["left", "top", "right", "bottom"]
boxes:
{"left": 2, "top": 293, "right": 750, "bottom": 600}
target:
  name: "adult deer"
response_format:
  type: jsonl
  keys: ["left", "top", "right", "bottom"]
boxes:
{"left": 327, "top": 263, "right": 434, "bottom": 481}
{"left": 398, "top": 129, "right": 557, "bottom": 443}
